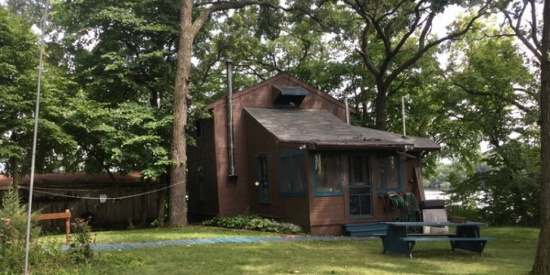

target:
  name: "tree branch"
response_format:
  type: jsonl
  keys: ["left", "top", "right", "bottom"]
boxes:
{"left": 191, "top": 1, "right": 281, "bottom": 38}
{"left": 385, "top": 2, "right": 492, "bottom": 87}
{"left": 453, "top": 82, "right": 533, "bottom": 114}
{"left": 500, "top": 3, "right": 543, "bottom": 62}
{"left": 529, "top": 0, "right": 540, "bottom": 48}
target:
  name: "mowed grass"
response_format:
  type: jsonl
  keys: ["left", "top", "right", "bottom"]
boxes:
{"left": 41, "top": 225, "right": 279, "bottom": 244}
{"left": 39, "top": 226, "right": 538, "bottom": 275}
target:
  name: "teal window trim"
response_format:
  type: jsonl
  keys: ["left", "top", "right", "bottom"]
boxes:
{"left": 348, "top": 191, "right": 374, "bottom": 218}
{"left": 375, "top": 154, "right": 404, "bottom": 194}
{"left": 278, "top": 150, "right": 307, "bottom": 197}
{"left": 312, "top": 151, "right": 344, "bottom": 197}
{"left": 257, "top": 153, "right": 271, "bottom": 203}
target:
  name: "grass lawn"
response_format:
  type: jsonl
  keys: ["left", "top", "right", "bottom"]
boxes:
{"left": 38, "top": 226, "right": 538, "bottom": 275}
{"left": 41, "top": 225, "right": 279, "bottom": 244}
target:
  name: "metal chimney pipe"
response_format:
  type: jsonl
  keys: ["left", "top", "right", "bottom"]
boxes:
{"left": 226, "top": 60, "right": 236, "bottom": 176}
{"left": 344, "top": 96, "right": 350, "bottom": 125}
{"left": 401, "top": 95, "right": 407, "bottom": 137}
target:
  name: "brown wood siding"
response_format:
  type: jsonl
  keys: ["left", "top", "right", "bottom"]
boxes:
{"left": 244, "top": 113, "right": 311, "bottom": 227}
{"left": 300, "top": 92, "right": 347, "bottom": 121}
{"left": 309, "top": 196, "right": 347, "bottom": 225}
{"left": 244, "top": 113, "right": 275, "bottom": 214}
{"left": 211, "top": 80, "right": 273, "bottom": 215}
{"left": 187, "top": 118, "right": 219, "bottom": 218}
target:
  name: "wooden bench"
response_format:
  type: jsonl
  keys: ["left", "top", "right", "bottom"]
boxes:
{"left": 36, "top": 209, "right": 71, "bottom": 244}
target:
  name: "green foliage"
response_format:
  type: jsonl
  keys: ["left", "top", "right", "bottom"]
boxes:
{"left": 440, "top": 27, "right": 541, "bottom": 223}
{"left": 447, "top": 141, "right": 540, "bottom": 226}
{"left": 0, "top": 8, "right": 81, "bottom": 177}
{"left": 38, "top": 0, "right": 179, "bottom": 179}
{"left": 0, "top": 8, "right": 38, "bottom": 173}
{"left": 202, "top": 215, "right": 303, "bottom": 234}
{"left": 53, "top": 0, "right": 179, "bottom": 106}
{"left": 68, "top": 217, "right": 94, "bottom": 264}
{"left": 436, "top": 19, "right": 538, "bottom": 165}
{"left": 59, "top": 98, "right": 172, "bottom": 177}
{"left": 0, "top": 190, "right": 42, "bottom": 273}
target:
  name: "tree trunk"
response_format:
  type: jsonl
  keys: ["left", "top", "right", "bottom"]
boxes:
{"left": 532, "top": 0, "right": 550, "bottom": 273}
{"left": 167, "top": 0, "right": 280, "bottom": 226}
{"left": 169, "top": 0, "right": 193, "bottom": 226}
{"left": 375, "top": 85, "right": 388, "bottom": 131}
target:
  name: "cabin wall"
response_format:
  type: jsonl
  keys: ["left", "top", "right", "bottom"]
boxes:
{"left": 210, "top": 81, "right": 271, "bottom": 216}
{"left": 188, "top": 118, "right": 220, "bottom": 220}
{"left": 309, "top": 196, "right": 347, "bottom": 235}
{"left": 244, "top": 115, "right": 311, "bottom": 228}
{"left": 243, "top": 112, "right": 277, "bottom": 216}
{"left": 209, "top": 74, "right": 347, "bottom": 218}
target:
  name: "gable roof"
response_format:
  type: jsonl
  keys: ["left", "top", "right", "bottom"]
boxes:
{"left": 207, "top": 72, "right": 348, "bottom": 110}
{"left": 245, "top": 108, "right": 439, "bottom": 151}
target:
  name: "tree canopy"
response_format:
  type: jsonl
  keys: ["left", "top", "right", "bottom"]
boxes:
{"left": 0, "top": 0, "right": 548, "bottom": 270}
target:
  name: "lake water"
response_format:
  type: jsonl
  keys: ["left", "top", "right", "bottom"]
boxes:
{"left": 424, "top": 190, "right": 449, "bottom": 200}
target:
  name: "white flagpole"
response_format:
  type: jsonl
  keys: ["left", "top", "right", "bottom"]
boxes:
{"left": 24, "top": 1, "right": 49, "bottom": 273}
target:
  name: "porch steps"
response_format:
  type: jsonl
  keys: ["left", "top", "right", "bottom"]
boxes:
{"left": 342, "top": 222, "right": 388, "bottom": 237}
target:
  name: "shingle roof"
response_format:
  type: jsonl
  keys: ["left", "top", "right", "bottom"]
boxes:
{"left": 244, "top": 108, "right": 439, "bottom": 151}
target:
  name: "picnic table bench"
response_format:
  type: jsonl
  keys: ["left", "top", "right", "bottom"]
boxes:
{"left": 377, "top": 221, "right": 496, "bottom": 259}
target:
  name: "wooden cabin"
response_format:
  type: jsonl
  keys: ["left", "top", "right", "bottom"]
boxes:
{"left": 187, "top": 73, "right": 440, "bottom": 236}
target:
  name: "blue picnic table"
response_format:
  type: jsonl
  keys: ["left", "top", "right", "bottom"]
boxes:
{"left": 377, "top": 221, "right": 496, "bottom": 259}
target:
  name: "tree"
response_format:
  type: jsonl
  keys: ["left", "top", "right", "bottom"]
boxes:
{"left": 430, "top": 18, "right": 538, "bottom": 164}
{"left": 52, "top": 0, "right": 182, "bottom": 225}
{"left": 190, "top": 4, "right": 353, "bottom": 104}
{"left": 285, "top": 0, "right": 492, "bottom": 130}
{"left": 536, "top": 0, "right": 550, "bottom": 272}
{"left": 0, "top": 8, "right": 77, "bottom": 186}
{"left": 0, "top": 0, "right": 46, "bottom": 25}
{"left": 497, "top": 0, "right": 550, "bottom": 271}
{"left": 537, "top": 1, "right": 550, "bottom": 271}
{"left": 54, "top": 0, "right": 180, "bottom": 107}
{"left": 169, "top": 0, "right": 278, "bottom": 226}
{"left": 0, "top": 8, "right": 38, "bottom": 183}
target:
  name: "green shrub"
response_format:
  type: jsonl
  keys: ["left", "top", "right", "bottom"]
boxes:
{"left": 202, "top": 215, "right": 302, "bottom": 234}
{"left": 68, "top": 217, "right": 94, "bottom": 264}
{"left": 0, "top": 190, "right": 44, "bottom": 273}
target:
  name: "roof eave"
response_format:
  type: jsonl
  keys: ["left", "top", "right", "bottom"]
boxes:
{"left": 277, "top": 140, "right": 440, "bottom": 151}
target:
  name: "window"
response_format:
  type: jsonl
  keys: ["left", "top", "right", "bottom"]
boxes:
{"left": 374, "top": 154, "right": 403, "bottom": 192}
{"left": 257, "top": 154, "right": 270, "bottom": 203}
{"left": 313, "top": 152, "right": 343, "bottom": 196}
{"left": 349, "top": 155, "right": 369, "bottom": 186}
{"left": 348, "top": 155, "right": 372, "bottom": 216}
{"left": 278, "top": 151, "right": 306, "bottom": 196}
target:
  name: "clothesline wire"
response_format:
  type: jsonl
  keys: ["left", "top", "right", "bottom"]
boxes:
{"left": 17, "top": 180, "right": 184, "bottom": 201}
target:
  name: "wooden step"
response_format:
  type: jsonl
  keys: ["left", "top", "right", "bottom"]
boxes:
{"left": 342, "top": 222, "right": 388, "bottom": 237}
